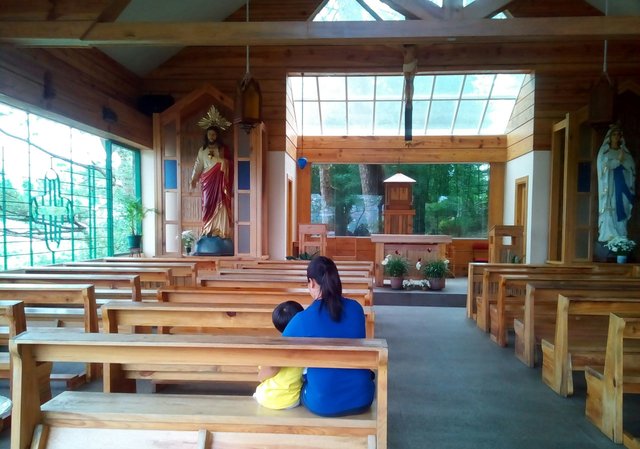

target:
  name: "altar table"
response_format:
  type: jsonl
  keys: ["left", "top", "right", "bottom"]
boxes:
{"left": 370, "top": 234, "right": 452, "bottom": 287}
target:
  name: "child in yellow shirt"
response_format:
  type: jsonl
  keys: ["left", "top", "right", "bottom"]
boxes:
{"left": 253, "top": 301, "right": 304, "bottom": 409}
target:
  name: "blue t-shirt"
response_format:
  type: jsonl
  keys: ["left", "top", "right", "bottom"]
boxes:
{"left": 282, "top": 297, "right": 375, "bottom": 416}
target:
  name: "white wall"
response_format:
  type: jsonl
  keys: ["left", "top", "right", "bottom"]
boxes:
{"left": 141, "top": 148, "right": 157, "bottom": 256}
{"left": 504, "top": 151, "right": 551, "bottom": 263}
{"left": 268, "top": 151, "right": 297, "bottom": 259}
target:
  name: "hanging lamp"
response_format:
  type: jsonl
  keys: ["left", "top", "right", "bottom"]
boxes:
{"left": 589, "top": 0, "right": 616, "bottom": 125}
{"left": 297, "top": 74, "right": 308, "bottom": 169}
{"left": 234, "top": 0, "right": 263, "bottom": 132}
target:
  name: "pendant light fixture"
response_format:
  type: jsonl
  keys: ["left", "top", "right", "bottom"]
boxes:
{"left": 297, "top": 74, "right": 308, "bottom": 169}
{"left": 234, "top": 0, "right": 263, "bottom": 132}
{"left": 589, "top": 0, "right": 615, "bottom": 125}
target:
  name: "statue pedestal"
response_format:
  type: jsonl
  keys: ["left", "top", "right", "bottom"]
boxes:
{"left": 193, "top": 236, "right": 234, "bottom": 256}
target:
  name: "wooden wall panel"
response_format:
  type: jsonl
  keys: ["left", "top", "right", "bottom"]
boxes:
{"left": 0, "top": 46, "right": 151, "bottom": 148}
{"left": 142, "top": 40, "right": 640, "bottom": 157}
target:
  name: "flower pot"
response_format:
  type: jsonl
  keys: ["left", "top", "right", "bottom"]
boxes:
{"left": 127, "top": 234, "right": 142, "bottom": 250}
{"left": 616, "top": 255, "right": 628, "bottom": 264}
{"left": 185, "top": 246, "right": 192, "bottom": 255}
{"left": 390, "top": 276, "right": 404, "bottom": 290}
{"left": 428, "top": 277, "right": 446, "bottom": 291}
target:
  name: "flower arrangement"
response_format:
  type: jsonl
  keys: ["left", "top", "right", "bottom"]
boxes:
{"left": 180, "top": 230, "right": 197, "bottom": 249}
{"left": 418, "top": 258, "right": 451, "bottom": 279}
{"left": 381, "top": 252, "right": 410, "bottom": 277}
{"left": 605, "top": 237, "right": 636, "bottom": 255}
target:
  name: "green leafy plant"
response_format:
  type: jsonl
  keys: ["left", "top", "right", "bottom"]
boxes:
{"left": 420, "top": 258, "right": 451, "bottom": 279}
{"left": 382, "top": 253, "right": 410, "bottom": 277}
{"left": 123, "top": 196, "right": 156, "bottom": 236}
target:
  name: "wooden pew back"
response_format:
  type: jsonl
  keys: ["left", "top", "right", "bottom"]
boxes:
{"left": 10, "top": 331, "right": 388, "bottom": 449}
{"left": 158, "top": 286, "right": 372, "bottom": 307}
{"left": 515, "top": 281, "right": 640, "bottom": 367}
{"left": 540, "top": 295, "right": 640, "bottom": 396}
{"left": 25, "top": 266, "right": 173, "bottom": 289}
{"left": 0, "top": 273, "right": 142, "bottom": 301}
{"left": 585, "top": 314, "right": 640, "bottom": 445}
{"left": 64, "top": 261, "right": 196, "bottom": 286}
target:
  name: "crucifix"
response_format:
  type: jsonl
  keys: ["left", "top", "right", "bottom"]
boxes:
{"left": 403, "top": 44, "right": 418, "bottom": 142}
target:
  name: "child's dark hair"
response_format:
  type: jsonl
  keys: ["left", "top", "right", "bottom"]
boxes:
{"left": 307, "top": 256, "right": 343, "bottom": 322}
{"left": 272, "top": 300, "right": 304, "bottom": 333}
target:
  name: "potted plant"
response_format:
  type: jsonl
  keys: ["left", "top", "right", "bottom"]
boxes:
{"left": 381, "top": 252, "right": 410, "bottom": 290}
{"left": 419, "top": 258, "right": 451, "bottom": 291}
{"left": 180, "top": 230, "right": 196, "bottom": 255}
{"left": 123, "top": 196, "right": 156, "bottom": 252}
{"left": 604, "top": 237, "right": 636, "bottom": 263}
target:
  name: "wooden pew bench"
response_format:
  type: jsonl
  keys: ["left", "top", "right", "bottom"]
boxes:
{"left": 0, "top": 273, "right": 142, "bottom": 301}
{"left": 585, "top": 314, "right": 640, "bottom": 446}
{"left": 473, "top": 264, "right": 635, "bottom": 332}
{"left": 465, "top": 263, "right": 614, "bottom": 320}
{"left": 514, "top": 282, "right": 640, "bottom": 367}
{"left": 216, "top": 267, "right": 372, "bottom": 278}
{"left": 490, "top": 274, "right": 640, "bottom": 347}
{"left": 0, "top": 283, "right": 99, "bottom": 385}
{"left": 540, "top": 295, "right": 640, "bottom": 396}
{"left": 25, "top": 266, "right": 173, "bottom": 290}
{"left": 158, "top": 285, "right": 373, "bottom": 308}
{"left": 10, "top": 331, "right": 388, "bottom": 449}
{"left": 198, "top": 276, "right": 374, "bottom": 304}
{"left": 103, "top": 256, "right": 217, "bottom": 275}
{"left": 64, "top": 261, "right": 197, "bottom": 286}
{"left": 0, "top": 300, "right": 52, "bottom": 418}
{"left": 218, "top": 259, "right": 374, "bottom": 275}
{"left": 101, "top": 301, "right": 375, "bottom": 386}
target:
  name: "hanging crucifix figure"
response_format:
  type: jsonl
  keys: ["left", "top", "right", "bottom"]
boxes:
{"left": 403, "top": 44, "right": 418, "bottom": 142}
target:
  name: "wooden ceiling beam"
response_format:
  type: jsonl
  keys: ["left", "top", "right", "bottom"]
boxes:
{"left": 302, "top": 135, "right": 507, "bottom": 163}
{"left": 2, "top": 16, "right": 640, "bottom": 47}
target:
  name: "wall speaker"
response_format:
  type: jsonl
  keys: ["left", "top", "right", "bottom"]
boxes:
{"left": 137, "top": 95, "right": 175, "bottom": 116}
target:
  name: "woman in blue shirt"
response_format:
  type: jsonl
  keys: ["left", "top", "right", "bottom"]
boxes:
{"left": 282, "top": 256, "right": 375, "bottom": 416}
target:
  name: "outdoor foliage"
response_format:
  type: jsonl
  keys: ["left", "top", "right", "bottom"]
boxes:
{"left": 310, "top": 163, "right": 489, "bottom": 237}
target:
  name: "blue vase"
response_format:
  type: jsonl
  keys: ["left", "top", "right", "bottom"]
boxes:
{"left": 616, "top": 255, "right": 627, "bottom": 264}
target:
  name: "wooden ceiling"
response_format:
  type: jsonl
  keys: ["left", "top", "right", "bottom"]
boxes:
{"left": 1, "top": 0, "right": 639, "bottom": 48}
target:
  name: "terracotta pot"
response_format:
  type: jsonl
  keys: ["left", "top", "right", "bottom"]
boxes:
{"left": 390, "top": 276, "right": 404, "bottom": 290}
{"left": 428, "top": 277, "right": 446, "bottom": 291}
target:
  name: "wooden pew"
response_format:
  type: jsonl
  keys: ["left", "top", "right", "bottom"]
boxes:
{"left": 471, "top": 263, "right": 634, "bottom": 331}
{"left": 0, "top": 273, "right": 142, "bottom": 301}
{"left": 515, "top": 282, "right": 640, "bottom": 367}
{"left": 0, "top": 300, "right": 51, "bottom": 417}
{"left": 103, "top": 256, "right": 217, "bottom": 273}
{"left": 0, "top": 283, "right": 99, "bottom": 384}
{"left": 540, "top": 295, "right": 640, "bottom": 396}
{"left": 24, "top": 266, "right": 173, "bottom": 289}
{"left": 216, "top": 267, "right": 373, "bottom": 278}
{"left": 101, "top": 301, "right": 375, "bottom": 386}
{"left": 105, "top": 299, "right": 374, "bottom": 338}
{"left": 199, "top": 274, "right": 373, "bottom": 292}
{"left": 63, "top": 261, "right": 197, "bottom": 286}
{"left": 490, "top": 274, "right": 640, "bottom": 347}
{"left": 10, "top": 331, "right": 388, "bottom": 449}
{"left": 584, "top": 314, "right": 640, "bottom": 445}
{"left": 218, "top": 258, "right": 374, "bottom": 272}
{"left": 158, "top": 286, "right": 373, "bottom": 308}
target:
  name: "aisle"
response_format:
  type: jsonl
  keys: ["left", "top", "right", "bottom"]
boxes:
{"left": 375, "top": 306, "right": 626, "bottom": 449}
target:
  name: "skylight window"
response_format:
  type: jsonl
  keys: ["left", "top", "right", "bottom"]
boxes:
{"left": 290, "top": 74, "right": 526, "bottom": 136}
{"left": 313, "top": 0, "right": 405, "bottom": 21}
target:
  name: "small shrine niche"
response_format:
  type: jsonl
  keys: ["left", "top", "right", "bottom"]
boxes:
{"left": 383, "top": 173, "right": 416, "bottom": 234}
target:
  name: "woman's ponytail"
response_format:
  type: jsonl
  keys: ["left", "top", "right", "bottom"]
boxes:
{"left": 307, "top": 256, "right": 343, "bottom": 321}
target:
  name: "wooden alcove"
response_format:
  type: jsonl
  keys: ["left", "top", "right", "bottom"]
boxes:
{"left": 154, "top": 84, "right": 268, "bottom": 257}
